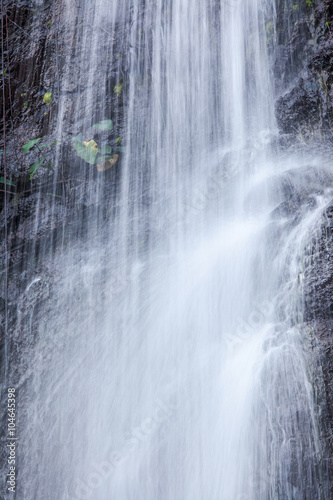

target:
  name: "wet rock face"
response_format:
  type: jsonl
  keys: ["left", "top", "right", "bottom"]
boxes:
{"left": 0, "top": 0, "right": 129, "bottom": 191}
{"left": 275, "top": 77, "right": 323, "bottom": 135}
{"left": 274, "top": 0, "right": 333, "bottom": 139}
{"left": 1, "top": 0, "right": 64, "bottom": 139}
{"left": 271, "top": 2, "right": 333, "bottom": 490}
{"left": 0, "top": 0, "right": 126, "bottom": 391}
{"left": 304, "top": 205, "right": 333, "bottom": 324}
{"left": 0, "top": 0, "right": 129, "bottom": 258}
{"left": 302, "top": 204, "right": 333, "bottom": 495}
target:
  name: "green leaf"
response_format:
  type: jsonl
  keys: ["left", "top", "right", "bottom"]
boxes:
{"left": 114, "top": 146, "right": 126, "bottom": 153}
{"left": 43, "top": 92, "right": 52, "bottom": 105}
{"left": 93, "top": 119, "right": 113, "bottom": 131}
{"left": 99, "top": 145, "right": 112, "bottom": 156}
{"left": 113, "top": 83, "right": 123, "bottom": 96}
{"left": 0, "top": 177, "right": 15, "bottom": 187}
{"left": 32, "top": 141, "right": 57, "bottom": 149}
{"left": 29, "top": 157, "right": 46, "bottom": 179}
{"left": 0, "top": 149, "right": 10, "bottom": 155}
{"left": 22, "top": 138, "right": 42, "bottom": 152}
{"left": 71, "top": 133, "right": 83, "bottom": 143}
{"left": 73, "top": 140, "right": 98, "bottom": 165}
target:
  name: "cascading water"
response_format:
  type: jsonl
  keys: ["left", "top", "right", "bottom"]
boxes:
{"left": 9, "top": 0, "right": 333, "bottom": 499}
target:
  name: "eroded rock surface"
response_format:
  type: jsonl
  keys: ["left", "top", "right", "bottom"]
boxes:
{"left": 275, "top": 0, "right": 333, "bottom": 140}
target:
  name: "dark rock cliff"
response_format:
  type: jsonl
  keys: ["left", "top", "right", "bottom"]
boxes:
{"left": 274, "top": 1, "right": 333, "bottom": 492}
{"left": 0, "top": 5, "right": 129, "bottom": 487}
{"left": 0, "top": 0, "right": 130, "bottom": 381}
{"left": 303, "top": 204, "right": 333, "bottom": 496}
{"left": 275, "top": 0, "right": 333, "bottom": 141}
{"left": 273, "top": 2, "right": 333, "bottom": 494}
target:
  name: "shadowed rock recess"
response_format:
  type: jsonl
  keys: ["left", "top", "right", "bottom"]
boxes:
{"left": 2, "top": 0, "right": 333, "bottom": 497}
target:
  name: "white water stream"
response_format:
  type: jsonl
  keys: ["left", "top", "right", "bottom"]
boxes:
{"left": 17, "top": 0, "right": 331, "bottom": 498}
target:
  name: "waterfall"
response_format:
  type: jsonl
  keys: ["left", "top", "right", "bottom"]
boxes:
{"left": 11, "top": 0, "right": 331, "bottom": 499}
